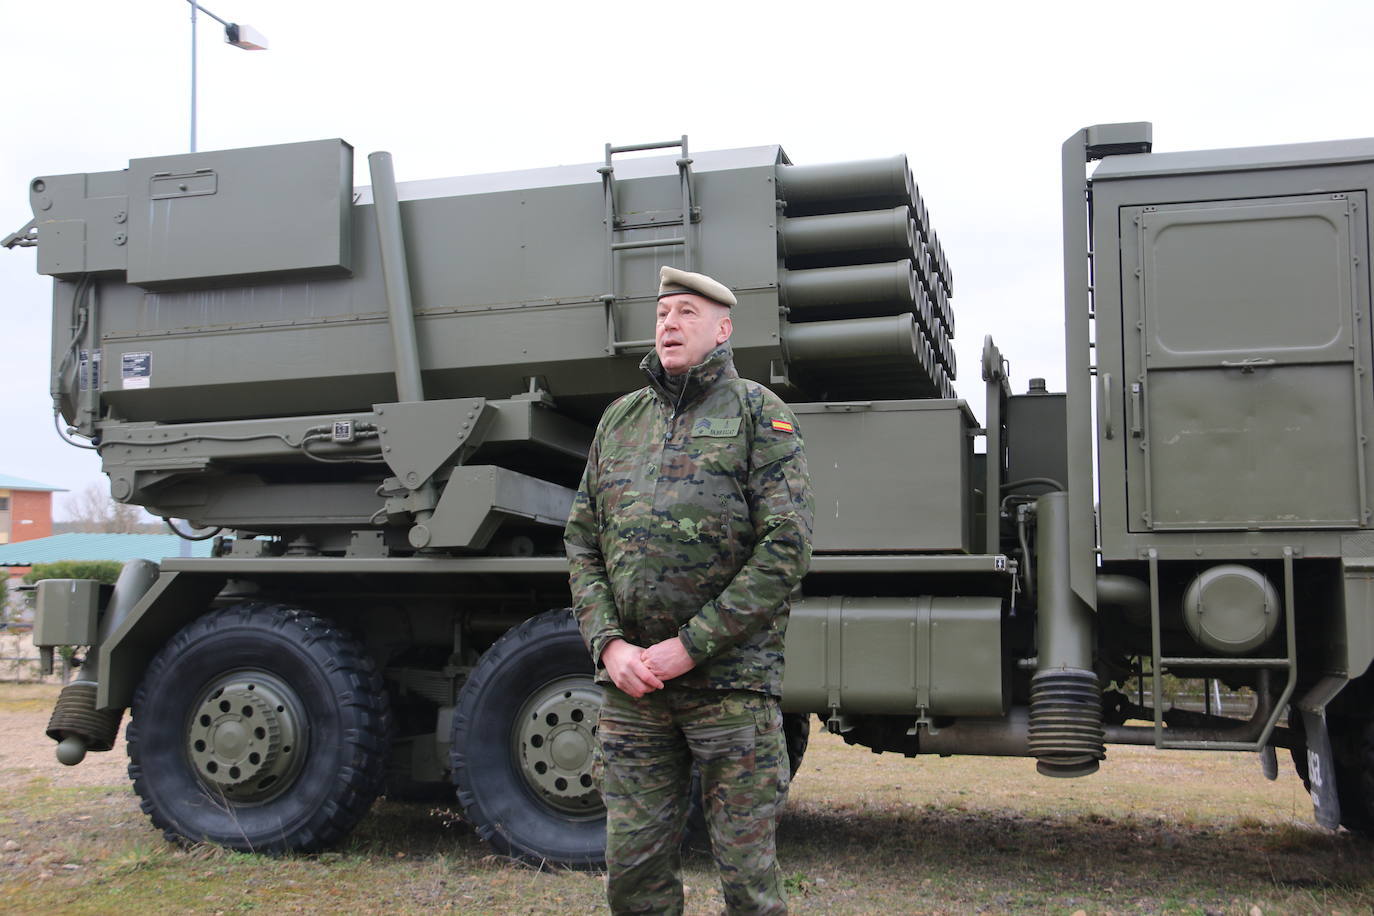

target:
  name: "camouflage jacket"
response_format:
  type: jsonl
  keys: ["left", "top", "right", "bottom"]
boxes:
{"left": 565, "top": 343, "right": 814, "bottom": 696}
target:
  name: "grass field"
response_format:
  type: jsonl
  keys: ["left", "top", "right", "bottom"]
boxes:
{"left": 1, "top": 682, "right": 1371, "bottom": 914}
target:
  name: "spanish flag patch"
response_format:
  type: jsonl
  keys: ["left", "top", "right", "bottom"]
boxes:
{"left": 770, "top": 419, "right": 795, "bottom": 433}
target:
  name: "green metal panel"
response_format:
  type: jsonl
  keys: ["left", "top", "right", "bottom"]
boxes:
{"left": 125, "top": 139, "right": 353, "bottom": 287}
{"left": 1139, "top": 366, "right": 1361, "bottom": 528}
{"left": 33, "top": 580, "right": 101, "bottom": 647}
{"left": 1139, "top": 200, "right": 1356, "bottom": 364}
{"left": 927, "top": 598, "right": 1006, "bottom": 715}
{"left": 28, "top": 169, "right": 130, "bottom": 277}
{"left": 96, "top": 396, "right": 591, "bottom": 537}
{"left": 1340, "top": 558, "right": 1374, "bottom": 679}
{"left": 1091, "top": 137, "right": 1374, "bottom": 560}
{"left": 87, "top": 148, "right": 790, "bottom": 426}
{"left": 423, "top": 466, "right": 575, "bottom": 550}
{"left": 97, "top": 570, "right": 228, "bottom": 709}
{"left": 1121, "top": 195, "right": 1368, "bottom": 531}
{"left": 792, "top": 400, "right": 975, "bottom": 553}
{"left": 148, "top": 552, "right": 1011, "bottom": 577}
{"left": 780, "top": 595, "right": 1003, "bottom": 717}
{"left": 374, "top": 398, "right": 493, "bottom": 486}
{"left": 1005, "top": 388, "right": 1067, "bottom": 488}
{"left": 34, "top": 143, "right": 950, "bottom": 435}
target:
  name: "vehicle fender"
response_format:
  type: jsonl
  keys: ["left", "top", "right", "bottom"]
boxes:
{"left": 96, "top": 569, "right": 228, "bottom": 710}
{"left": 1341, "top": 558, "right": 1374, "bottom": 681}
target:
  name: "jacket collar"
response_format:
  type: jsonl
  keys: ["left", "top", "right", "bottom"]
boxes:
{"left": 640, "top": 342, "right": 739, "bottom": 413}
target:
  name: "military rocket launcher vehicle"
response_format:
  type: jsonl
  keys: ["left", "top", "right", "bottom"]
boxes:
{"left": 9, "top": 126, "right": 1374, "bottom": 862}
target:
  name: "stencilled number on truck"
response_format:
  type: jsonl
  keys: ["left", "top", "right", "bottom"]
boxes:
{"left": 1308, "top": 748, "right": 1325, "bottom": 795}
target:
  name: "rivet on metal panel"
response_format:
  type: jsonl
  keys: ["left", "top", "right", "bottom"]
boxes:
{"left": 113, "top": 233, "right": 126, "bottom": 246}
{"left": 114, "top": 211, "right": 127, "bottom": 224}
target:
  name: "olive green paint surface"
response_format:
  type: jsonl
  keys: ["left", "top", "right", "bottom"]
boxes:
{"left": 17, "top": 126, "right": 1374, "bottom": 853}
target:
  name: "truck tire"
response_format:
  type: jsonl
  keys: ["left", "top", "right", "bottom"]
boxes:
{"left": 126, "top": 603, "right": 390, "bottom": 853}
{"left": 451, "top": 609, "right": 605, "bottom": 868}
{"left": 1328, "top": 715, "right": 1374, "bottom": 834}
{"left": 785, "top": 712, "right": 811, "bottom": 780}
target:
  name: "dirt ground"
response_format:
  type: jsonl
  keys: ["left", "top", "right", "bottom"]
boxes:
{"left": 3, "top": 680, "right": 1373, "bottom": 914}
{"left": 0, "top": 683, "right": 127, "bottom": 787}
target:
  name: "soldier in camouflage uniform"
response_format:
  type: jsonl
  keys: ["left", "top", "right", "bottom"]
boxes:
{"left": 566, "top": 266, "right": 814, "bottom": 915}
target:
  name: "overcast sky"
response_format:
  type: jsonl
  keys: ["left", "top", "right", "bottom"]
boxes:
{"left": 3, "top": 0, "right": 1372, "bottom": 517}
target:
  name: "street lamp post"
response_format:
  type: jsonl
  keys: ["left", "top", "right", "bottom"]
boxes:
{"left": 187, "top": 0, "right": 268, "bottom": 152}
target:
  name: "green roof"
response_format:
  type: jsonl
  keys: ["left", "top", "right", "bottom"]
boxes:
{"left": 0, "top": 474, "right": 66, "bottom": 492}
{"left": 0, "top": 533, "right": 213, "bottom": 567}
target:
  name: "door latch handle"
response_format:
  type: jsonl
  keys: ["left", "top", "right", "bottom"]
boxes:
{"left": 1102, "top": 372, "right": 1113, "bottom": 440}
{"left": 1221, "top": 357, "right": 1276, "bottom": 373}
{"left": 1130, "top": 382, "right": 1144, "bottom": 438}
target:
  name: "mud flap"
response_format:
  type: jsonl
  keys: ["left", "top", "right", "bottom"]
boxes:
{"left": 1299, "top": 706, "right": 1342, "bottom": 830}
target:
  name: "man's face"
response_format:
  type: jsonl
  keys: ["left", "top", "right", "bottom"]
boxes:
{"left": 655, "top": 293, "right": 732, "bottom": 376}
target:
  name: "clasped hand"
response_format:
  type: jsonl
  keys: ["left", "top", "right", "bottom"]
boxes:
{"left": 602, "top": 636, "right": 696, "bottom": 698}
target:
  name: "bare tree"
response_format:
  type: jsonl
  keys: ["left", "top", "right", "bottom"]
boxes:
{"left": 60, "top": 483, "right": 152, "bottom": 533}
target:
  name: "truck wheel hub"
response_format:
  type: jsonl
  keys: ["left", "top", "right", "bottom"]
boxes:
{"left": 514, "top": 675, "right": 602, "bottom": 816}
{"left": 188, "top": 673, "right": 304, "bottom": 800}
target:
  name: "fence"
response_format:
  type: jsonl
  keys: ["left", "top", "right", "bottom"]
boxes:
{"left": 0, "top": 628, "right": 70, "bottom": 683}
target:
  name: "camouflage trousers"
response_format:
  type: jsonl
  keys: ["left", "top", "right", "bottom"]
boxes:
{"left": 597, "top": 685, "right": 789, "bottom": 915}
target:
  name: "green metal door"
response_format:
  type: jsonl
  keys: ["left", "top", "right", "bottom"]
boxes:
{"left": 1121, "top": 193, "right": 1372, "bottom": 531}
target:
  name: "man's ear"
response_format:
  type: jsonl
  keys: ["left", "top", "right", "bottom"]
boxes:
{"left": 716, "top": 314, "right": 733, "bottom": 345}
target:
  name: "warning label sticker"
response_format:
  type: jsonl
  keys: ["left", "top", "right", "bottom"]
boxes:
{"left": 79, "top": 349, "right": 101, "bottom": 391}
{"left": 121, "top": 352, "right": 151, "bottom": 390}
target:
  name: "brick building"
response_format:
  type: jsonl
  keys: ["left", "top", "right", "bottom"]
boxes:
{"left": 0, "top": 474, "right": 64, "bottom": 545}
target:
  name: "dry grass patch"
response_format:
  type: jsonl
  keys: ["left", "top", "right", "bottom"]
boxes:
{"left": 2, "top": 684, "right": 1372, "bottom": 914}
{"left": 781, "top": 730, "right": 1373, "bottom": 913}
{"left": 0, "top": 682, "right": 63, "bottom": 714}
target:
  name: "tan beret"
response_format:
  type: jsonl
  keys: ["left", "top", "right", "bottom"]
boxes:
{"left": 657, "top": 266, "right": 737, "bottom": 308}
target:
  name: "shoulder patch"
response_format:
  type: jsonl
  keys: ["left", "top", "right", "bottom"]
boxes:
{"left": 692, "top": 417, "right": 742, "bottom": 438}
{"left": 770, "top": 419, "right": 795, "bottom": 433}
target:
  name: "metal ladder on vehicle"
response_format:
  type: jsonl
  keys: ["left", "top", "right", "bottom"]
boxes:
{"left": 1144, "top": 548, "right": 1298, "bottom": 751}
{"left": 598, "top": 136, "right": 698, "bottom": 354}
